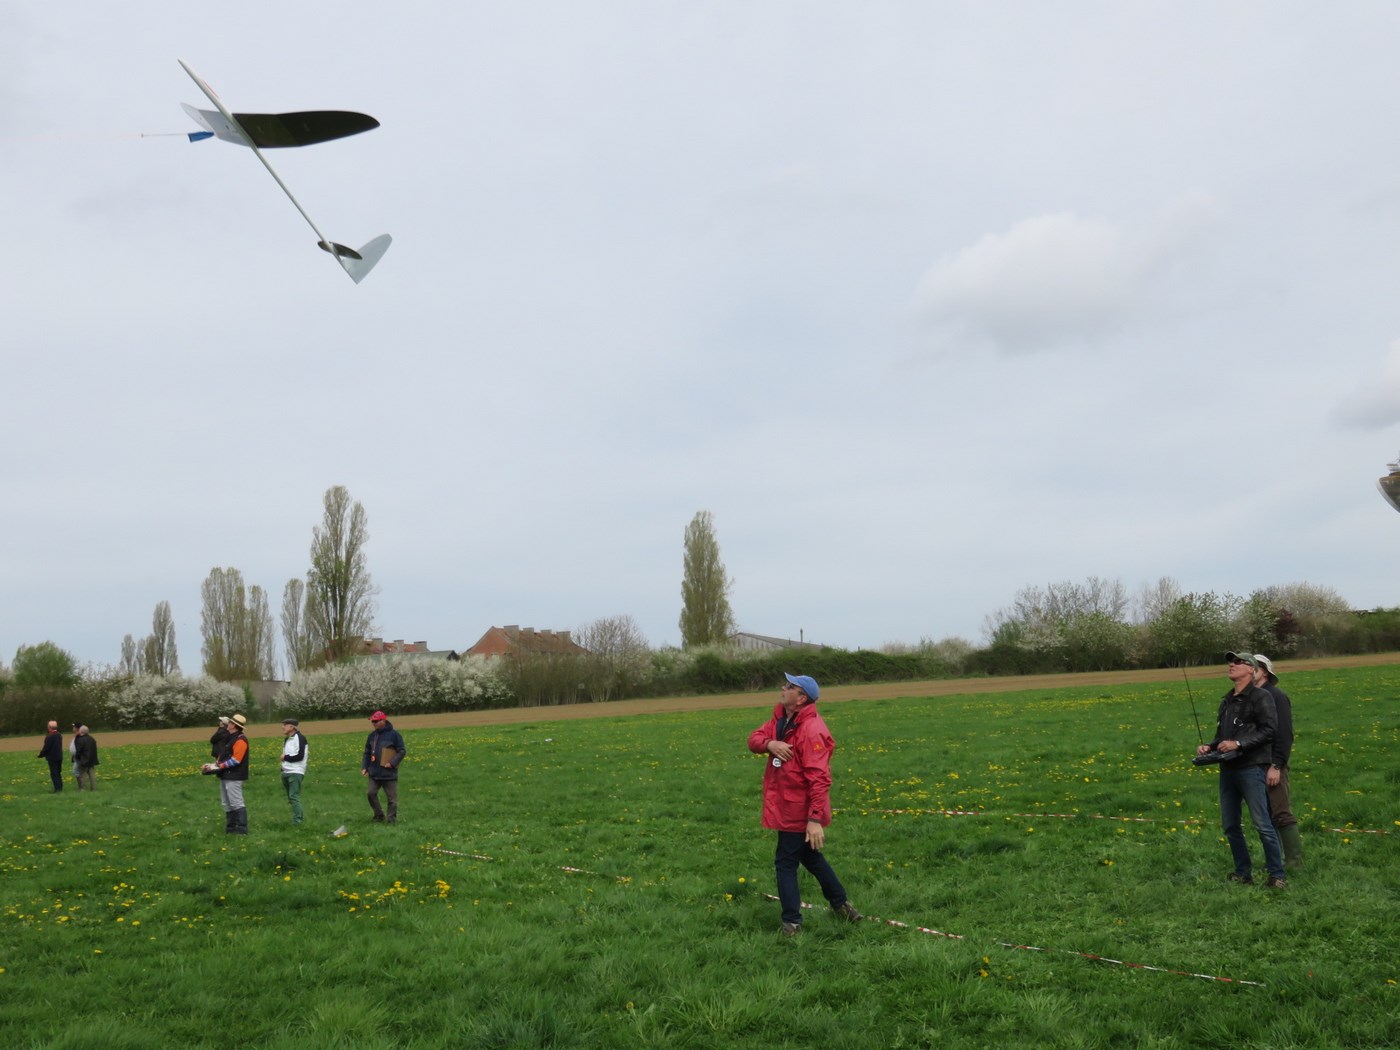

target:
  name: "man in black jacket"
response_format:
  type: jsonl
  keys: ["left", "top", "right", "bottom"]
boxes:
{"left": 74, "top": 726, "right": 99, "bottom": 791}
{"left": 1254, "top": 654, "right": 1302, "bottom": 871}
{"left": 38, "top": 721, "right": 64, "bottom": 792}
{"left": 1197, "top": 652, "right": 1285, "bottom": 887}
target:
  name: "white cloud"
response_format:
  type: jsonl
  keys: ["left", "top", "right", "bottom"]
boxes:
{"left": 911, "top": 198, "right": 1219, "bottom": 354}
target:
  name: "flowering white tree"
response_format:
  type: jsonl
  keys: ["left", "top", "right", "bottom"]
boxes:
{"left": 276, "top": 656, "right": 508, "bottom": 718}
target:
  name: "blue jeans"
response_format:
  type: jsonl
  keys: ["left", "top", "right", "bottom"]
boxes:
{"left": 774, "top": 830, "right": 848, "bottom": 925}
{"left": 1219, "top": 764, "right": 1284, "bottom": 880}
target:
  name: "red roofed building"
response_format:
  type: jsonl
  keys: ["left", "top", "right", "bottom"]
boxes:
{"left": 464, "top": 625, "right": 589, "bottom": 658}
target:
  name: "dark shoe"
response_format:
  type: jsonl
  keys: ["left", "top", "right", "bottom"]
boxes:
{"left": 1264, "top": 876, "right": 1287, "bottom": 889}
{"left": 371, "top": 814, "right": 386, "bottom": 823}
{"left": 1226, "top": 873, "right": 1253, "bottom": 885}
{"left": 833, "top": 901, "right": 863, "bottom": 923}
{"left": 779, "top": 922, "right": 801, "bottom": 937}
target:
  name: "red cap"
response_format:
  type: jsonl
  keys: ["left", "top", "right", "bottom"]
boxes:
{"left": 370, "top": 710, "right": 387, "bottom": 722}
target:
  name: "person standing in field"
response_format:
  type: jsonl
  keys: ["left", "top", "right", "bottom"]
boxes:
{"left": 38, "top": 720, "right": 64, "bottom": 792}
{"left": 68, "top": 723, "right": 81, "bottom": 788}
{"left": 203, "top": 713, "right": 250, "bottom": 834}
{"left": 1253, "top": 654, "right": 1302, "bottom": 871}
{"left": 280, "top": 718, "right": 309, "bottom": 825}
{"left": 1198, "top": 652, "right": 1285, "bottom": 888}
{"left": 73, "top": 725, "right": 99, "bottom": 791}
{"left": 210, "top": 715, "right": 231, "bottom": 760}
{"left": 362, "top": 710, "right": 405, "bottom": 824}
{"left": 747, "top": 673, "right": 862, "bottom": 936}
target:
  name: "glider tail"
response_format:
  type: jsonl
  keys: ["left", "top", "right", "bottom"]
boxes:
{"left": 319, "top": 234, "right": 392, "bottom": 284}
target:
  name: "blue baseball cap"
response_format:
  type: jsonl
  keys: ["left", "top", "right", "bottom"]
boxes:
{"left": 783, "top": 673, "right": 820, "bottom": 701}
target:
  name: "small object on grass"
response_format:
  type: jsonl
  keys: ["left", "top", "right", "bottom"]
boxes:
{"left": 330, "top": 825, "right": 348, "bottom": 839}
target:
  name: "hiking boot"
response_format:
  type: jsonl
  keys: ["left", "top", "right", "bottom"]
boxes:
{"left": 779, "top": 922, "right": 802, "bottom": 937}
{"left": 1226, "top": 873, "right": 1253, "bottom": 885}
{"left": 833, "top": 901, "right": 863, "bottom": 923}
{"left": 1264, "top": 876, "right": 1287, "bottom": 889}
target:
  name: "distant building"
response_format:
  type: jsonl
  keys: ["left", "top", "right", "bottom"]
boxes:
{"left": 352, "top": 638, "right": 460, "bottom": 661}
{"left": 465, "top": 625, "right": 589, "bottom": 658}
{"left": 729, "top": 631, "right": 828, "bottom": 653}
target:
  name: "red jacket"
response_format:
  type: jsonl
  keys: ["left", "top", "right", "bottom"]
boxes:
{"left": 748, "top": 701, "right": 835, "bottom": 832}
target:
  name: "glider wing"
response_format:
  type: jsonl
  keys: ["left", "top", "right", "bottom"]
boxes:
{"left": 177, "top": 60, "right": 391, "bottom": 284}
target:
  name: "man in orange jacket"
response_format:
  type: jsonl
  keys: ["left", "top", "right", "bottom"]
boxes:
{"left": 748, "top": 673, "right": 862, "bottom": 936}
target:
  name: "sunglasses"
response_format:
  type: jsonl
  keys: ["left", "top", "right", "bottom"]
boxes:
{"left": 1227, "top": 657, "right": 1251, "bottom": 666}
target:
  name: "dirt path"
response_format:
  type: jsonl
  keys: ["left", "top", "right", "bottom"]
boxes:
{"left": 4, "top": 652, "right": 1396, "bottom": 752}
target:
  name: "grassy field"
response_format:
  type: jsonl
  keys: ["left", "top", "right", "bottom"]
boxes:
{"left": 1, "top": 666, "right": 1397, "bottom": 1049}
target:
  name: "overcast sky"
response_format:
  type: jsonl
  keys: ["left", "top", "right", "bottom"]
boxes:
{"left": 6, "top": 2, "right": 1400, "bottom": 673}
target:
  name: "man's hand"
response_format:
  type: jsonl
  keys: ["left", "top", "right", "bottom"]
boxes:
{"left": 1196, "top": 745, "right": 1212, "bottom": 756}
{"left": 360, "top": 768, "right": 368, "bottom": 777}
{"left": 1218, "top": 739, "right": 1239, "bottom": 753}
{"left": 1266, "top": 766, "right": 1281, "bottom": 787}
{"left": 805, "top": 820, "right": 825, "bottom": 850}
{"left": 767, "top": 740, "right": 794, "bottom": 763}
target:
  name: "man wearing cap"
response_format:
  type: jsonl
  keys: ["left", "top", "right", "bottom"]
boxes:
{"left": 1253, "top": 654, "right": 1302, "bottom": 871}
{"left": 362, "top": 711, "right": 405, "bottom": 824}
{"left": 73, "top": 726, "right": 99, "bottom": 791}
{"left": 747, "top": 673, "right": 862, "bottom": 936}
{"left": 1197, "top": 653, "right": 1285, "bottom": 887}
{"left": 280, "top": 718, "right": 309, "bottom": 826}
{"left": 38, "top": 721, "right": 64, "bottom": 792}
{"left": 202, "top": 713, "right": 250, "bottom": 834}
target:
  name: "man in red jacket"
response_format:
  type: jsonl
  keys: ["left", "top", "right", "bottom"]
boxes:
{"left": 748, "top": 673, "right": 862, "bottom": 936}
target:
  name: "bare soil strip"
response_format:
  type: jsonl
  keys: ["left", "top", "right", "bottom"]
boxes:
{"left": 3, "top": 652, "right": 1395, "bottom": 753}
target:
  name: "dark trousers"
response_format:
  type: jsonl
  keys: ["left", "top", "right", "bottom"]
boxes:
{"left": 47, "top": 760, "right": 64, "bottom": 792}
{"left": 367, "top": 778, "right": 398, "bottom": 822}
{"left": 774, "top": 830, "right": 847, "bottom": 925}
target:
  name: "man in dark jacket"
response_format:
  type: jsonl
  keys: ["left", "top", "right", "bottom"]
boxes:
{"left": 747, "top": 673, "right": 862, "bottom": 936}
{"left": 210, "top": 716, "right": 231, "bottom": 760}
{"left": 73, "top": 726, "right": 99, "bottom": 791}
{"left": 362, "top": 711, "right": 405, "bottom": 824}
{"left": 1197, "top": 652, "right": 1285, "bottom": 887}
{"left": 38, "top": 721, "right": 64, "bottom": 792}
{"left": 1254, "top": 654, "right": 1302, "bottom": 871}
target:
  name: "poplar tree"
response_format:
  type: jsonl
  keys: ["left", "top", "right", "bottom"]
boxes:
{"left": 679, "top": 510, "right": 736, "bottom": 648}
{"left": 305, "top": 485, "right": 378, "bottom": 663}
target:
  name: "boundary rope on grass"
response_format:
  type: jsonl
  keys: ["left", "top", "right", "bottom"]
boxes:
{"left": 859, "top": 807, "right": 1399, "bottom": 836}
{"left": 428, "top": 845, "right": 1264, "bottom": 987}
{"left": 764, "top": 895, "right": 1265, "bottom": 987}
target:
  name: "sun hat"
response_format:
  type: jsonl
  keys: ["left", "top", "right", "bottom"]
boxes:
{"left": 1253, "top": 654, "right": 1277, "bottom": 678}
{"left": 230, "top": 713, "right": 248, "bottom": 728}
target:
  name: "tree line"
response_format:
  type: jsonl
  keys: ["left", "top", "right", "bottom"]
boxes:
{"left": 6, "top": 499, "right": 1400, "bottom": 732}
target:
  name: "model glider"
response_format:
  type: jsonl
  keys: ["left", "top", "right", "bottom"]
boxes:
{"left": 1379, "top": 454, "right": 1400, "bottom": 514}
{"left": 178, "top": 60, "right": 390, "bottom": 284}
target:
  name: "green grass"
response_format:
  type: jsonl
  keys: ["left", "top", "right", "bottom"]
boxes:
{"left": 2, "top": 666, "right": 1398, "bottom": 1048}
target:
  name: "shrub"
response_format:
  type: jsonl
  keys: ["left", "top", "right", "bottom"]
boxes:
{"left": 107, "top": 674, "right": 248, "bottom": 730}
{"left": 275, "top": 657, "right": 509, "bottom": 719}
